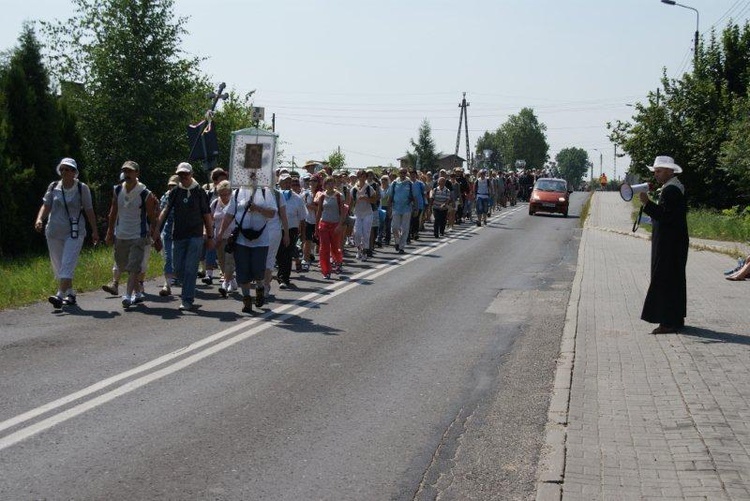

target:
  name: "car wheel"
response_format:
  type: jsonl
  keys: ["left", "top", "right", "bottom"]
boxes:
{"left": 563, "top": 210, "right": 568, "bottom": 218}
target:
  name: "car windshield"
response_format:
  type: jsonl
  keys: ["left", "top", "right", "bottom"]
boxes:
{"left": 535, "top": 180, "right": 567, "bottom": 192}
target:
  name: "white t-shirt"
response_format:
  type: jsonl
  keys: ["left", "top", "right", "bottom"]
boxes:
{"left": 302, "top": 189, "right": 318, "bottom": 224}
{"left": 282, "top": 190, "right": 307, "bottom": 228}
{"left": 351, "top": 183, "right": 374, "bottom": 218}
{"left": 226, "top": 187, "right": 276, "bottom": 248}
{"left": 264, "top": 188, "right": 286, "bottom": 233}
{"left": 115, "top": 182, "right": 148, "bottom": 240}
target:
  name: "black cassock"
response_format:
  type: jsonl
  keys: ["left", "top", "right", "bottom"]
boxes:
{"left": 640, "top": 183, "right": 689, "bottom": 326}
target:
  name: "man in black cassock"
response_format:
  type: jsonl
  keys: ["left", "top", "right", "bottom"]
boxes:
{"left": 638, "top": 156, "right": 689, "bottom": 334}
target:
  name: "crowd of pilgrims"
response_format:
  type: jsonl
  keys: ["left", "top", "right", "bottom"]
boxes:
{"left": 38, "top": 156, "right": 547, "bottom": 314}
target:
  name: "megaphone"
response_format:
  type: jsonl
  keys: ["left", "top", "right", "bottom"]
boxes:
{"left": 619, "top": 182, "right": 650, "bottom": 202}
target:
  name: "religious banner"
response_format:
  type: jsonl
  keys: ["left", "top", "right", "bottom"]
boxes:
{"left": 228, "top": 127, "right": 278, "bottom": 188}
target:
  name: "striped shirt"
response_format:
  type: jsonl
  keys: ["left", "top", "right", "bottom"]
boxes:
{"left": 432, "top": 186, "right": 452, "bottom": 208}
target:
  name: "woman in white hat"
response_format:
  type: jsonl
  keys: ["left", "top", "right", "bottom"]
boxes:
{"left": 638, "top": 156, "right": 689, "bottom": 334}
{"left": 34, "top": 158, "right": 100, "bottom": 309}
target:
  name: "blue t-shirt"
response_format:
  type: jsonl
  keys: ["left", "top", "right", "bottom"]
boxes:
{"left": 388, "top": 179, "right": 414, "bottom": 215}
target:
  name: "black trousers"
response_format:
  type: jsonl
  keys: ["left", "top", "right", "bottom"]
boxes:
{"left": 433, "top": 208, "right": 447, "bottom": 237}
{"left": 276, "top": 227, "right": 299, "bottom": 282}
{"left": 410, "top": 209, "right": 422, "bottom": 238}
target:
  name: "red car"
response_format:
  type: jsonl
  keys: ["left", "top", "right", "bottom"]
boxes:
{"left": 528, "top": 178, "right": 571, "bottom": 217}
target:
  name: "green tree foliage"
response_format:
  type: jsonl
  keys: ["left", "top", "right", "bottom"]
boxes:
{"left": 610, "top": 21, "right": 750, "bottom": 209}
{"left": 476, "top": 108, "right": 549, "bottom": 172}
{"left": 211, "top": 90, "right": 260, "bottom": 171}
{"left": 407, "top": 119, "right": 439, "bottom": 172}
{"left": 720, "top": 97, "right": 750, "bottom": 198}
{"left": 210, "top": 90, "right": 281, "bottom": 173}
{"left": 43, "top": 0, "right": 208, "bottom": 199}
{"left": 475, "top": 131, "right": 503, "bottom": 170}
{"left": 0, "top": 25, "right": 71, "bottom": 256}
{"left": 326, "top": 149, "right": 346, "bottom": 170}
{"left": 555, "top": 148, "right": 590, "bottom": 186}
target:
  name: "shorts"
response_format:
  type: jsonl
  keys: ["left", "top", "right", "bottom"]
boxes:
{"left": 114, "top": 237, "right": 148, "bottom": 273}
{"left": 304, "top": 222, "right": 316, "bottom": 241}
{"left": 234, "top": 244, "right": 268, "bottom": 284}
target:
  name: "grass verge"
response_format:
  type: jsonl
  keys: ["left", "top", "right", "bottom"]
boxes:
{"left": 0, "top": 245, "right": 164, "bottom": 311}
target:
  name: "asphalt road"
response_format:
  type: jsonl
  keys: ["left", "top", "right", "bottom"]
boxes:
{"left": 0, "top": 194, "right": 585, "bottom": 500}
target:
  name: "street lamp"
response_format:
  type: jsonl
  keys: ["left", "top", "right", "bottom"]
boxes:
{"left": 661, "top": 0, "right": 699, "bottom": 64}
{"left": 592, "top": 149, "right": 603, "bottom": 177}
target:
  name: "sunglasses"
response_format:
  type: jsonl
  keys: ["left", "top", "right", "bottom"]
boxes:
{"left": 177, "top": 172, "right": 191, "bottom": 176}
{"left": 59, "top": 167, "right": 75, "bottom": 173}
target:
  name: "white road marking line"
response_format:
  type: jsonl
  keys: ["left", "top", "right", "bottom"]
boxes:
{"left": 0, "top": 209, "right": 522, "bottom": 450}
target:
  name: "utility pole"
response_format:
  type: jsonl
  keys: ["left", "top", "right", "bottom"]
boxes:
{"left": 614, "top": 144, "right": 617, "bottom": 181}
{"left": 455, "top": 92, "right": 471, "bottom": 169}
{"left": 272, "top": 113, "right": 276, "bottom": 132}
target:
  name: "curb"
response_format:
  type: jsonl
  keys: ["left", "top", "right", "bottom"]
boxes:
{"left": 535, "top": 228, "right": 588, "bottom": 501}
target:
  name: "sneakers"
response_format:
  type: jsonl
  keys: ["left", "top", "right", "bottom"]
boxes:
{"left": 159, "top": 285, "right": 171, "bottom": 297}
{"left": 255, "top": 286, "right": 265, "bottom": 308}
{"left": 48, "top": 295, "right": 63, "bottom": 309}
{"left": 477, "top": 220, "right": 482, "bottom": 227}
{"left": 398, "top": 248, "right": 406, "bottom": 255}
{"left": 279, "top": 281, "right": 288, "bottom": 290}
{"left": 395, "top": 244, "right": 400, "bottom": 252}
{"left": 333, "top": 262, "right": 342, "bottom": 274}
{"left": 201, "top": 276, "right": 213, "bottom": 285}
{"left": 242, "top": 296, "right": 253, "bottom": 313}
{"left": 228, "top": 279, "right": 238, "bottom": 292}
{"left": 301, "top": 260, "right": 310, "bottom": 272}
{"left": 133, "top": 292, "right": 145, "bottom": 304}
{"left": 197, "top": 270, "right": 206, "bottom": 279}
{"left": 218, "top": 283, "right": 228, "bottom": 298}
{"left": 178, "top": 300, "right": 193, "bottom": 311}
{"left": 122, "top": 296, "right": 132, "bottom": 310}
{"left": 324, "top": 273, "right": 332, "bottom": 280}
{"left": 102, "top": 282, "right": 119, "bottom": 296}
{"left": 62, "top": 294, "right": 77, "bottom": 306}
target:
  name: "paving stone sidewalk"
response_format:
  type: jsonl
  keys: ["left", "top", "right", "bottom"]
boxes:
{"left": 537, "top": 192, "right": 750, "bottom": 501}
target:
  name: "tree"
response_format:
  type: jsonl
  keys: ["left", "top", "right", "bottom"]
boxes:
{"left": 610, "top": 21, "right": 750, "bottom": 209}
{"left": 475, "top": 131, "right": 504, "bottom": 170}
{"left": 0, "top": 24, "right": 68, "bottom": 255}
{"left": 407, "top": 119, "right": 439, "bottom": 172}
{"left": 43, "top": 0, "right": 208, "bottom": 197}
{"left": 211, "top": 90, "right": 263, "bottom": 171}
{"left": 476, "top": 108, "right": 549, "bottom": 172}
{"left": 555, "top": 148, "right": 590, "bottom": 186}
{"left": 326, "top": 149, "right": 346, "bottom": 170}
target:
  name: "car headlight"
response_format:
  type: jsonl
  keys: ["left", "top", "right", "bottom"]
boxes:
{"left": 532, "top": 194, "right": 540, "bottom": 201}
{"left": 558, "top": 197, "right": 566, "bottom": 202}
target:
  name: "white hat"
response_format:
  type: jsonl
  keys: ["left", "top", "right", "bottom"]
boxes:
{"left": 648, "top": 156, "right": 682, "bottom": 174}
{"left": 176, "top": 162, "right": 193, "bottom": 174}
{"left": 56, "top": 157, "right": 78, "bottom": 176}
{"left": 278, "top": 173, "right": 291, "bottom": 181}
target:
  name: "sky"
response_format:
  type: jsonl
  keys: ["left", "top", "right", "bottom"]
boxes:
{"left": 2, "top": 0, "right": 749, "bottom": 180}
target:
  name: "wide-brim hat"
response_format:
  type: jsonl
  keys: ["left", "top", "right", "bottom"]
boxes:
{"left": 648, "top": 155, "right": 682, "bottom": 174}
